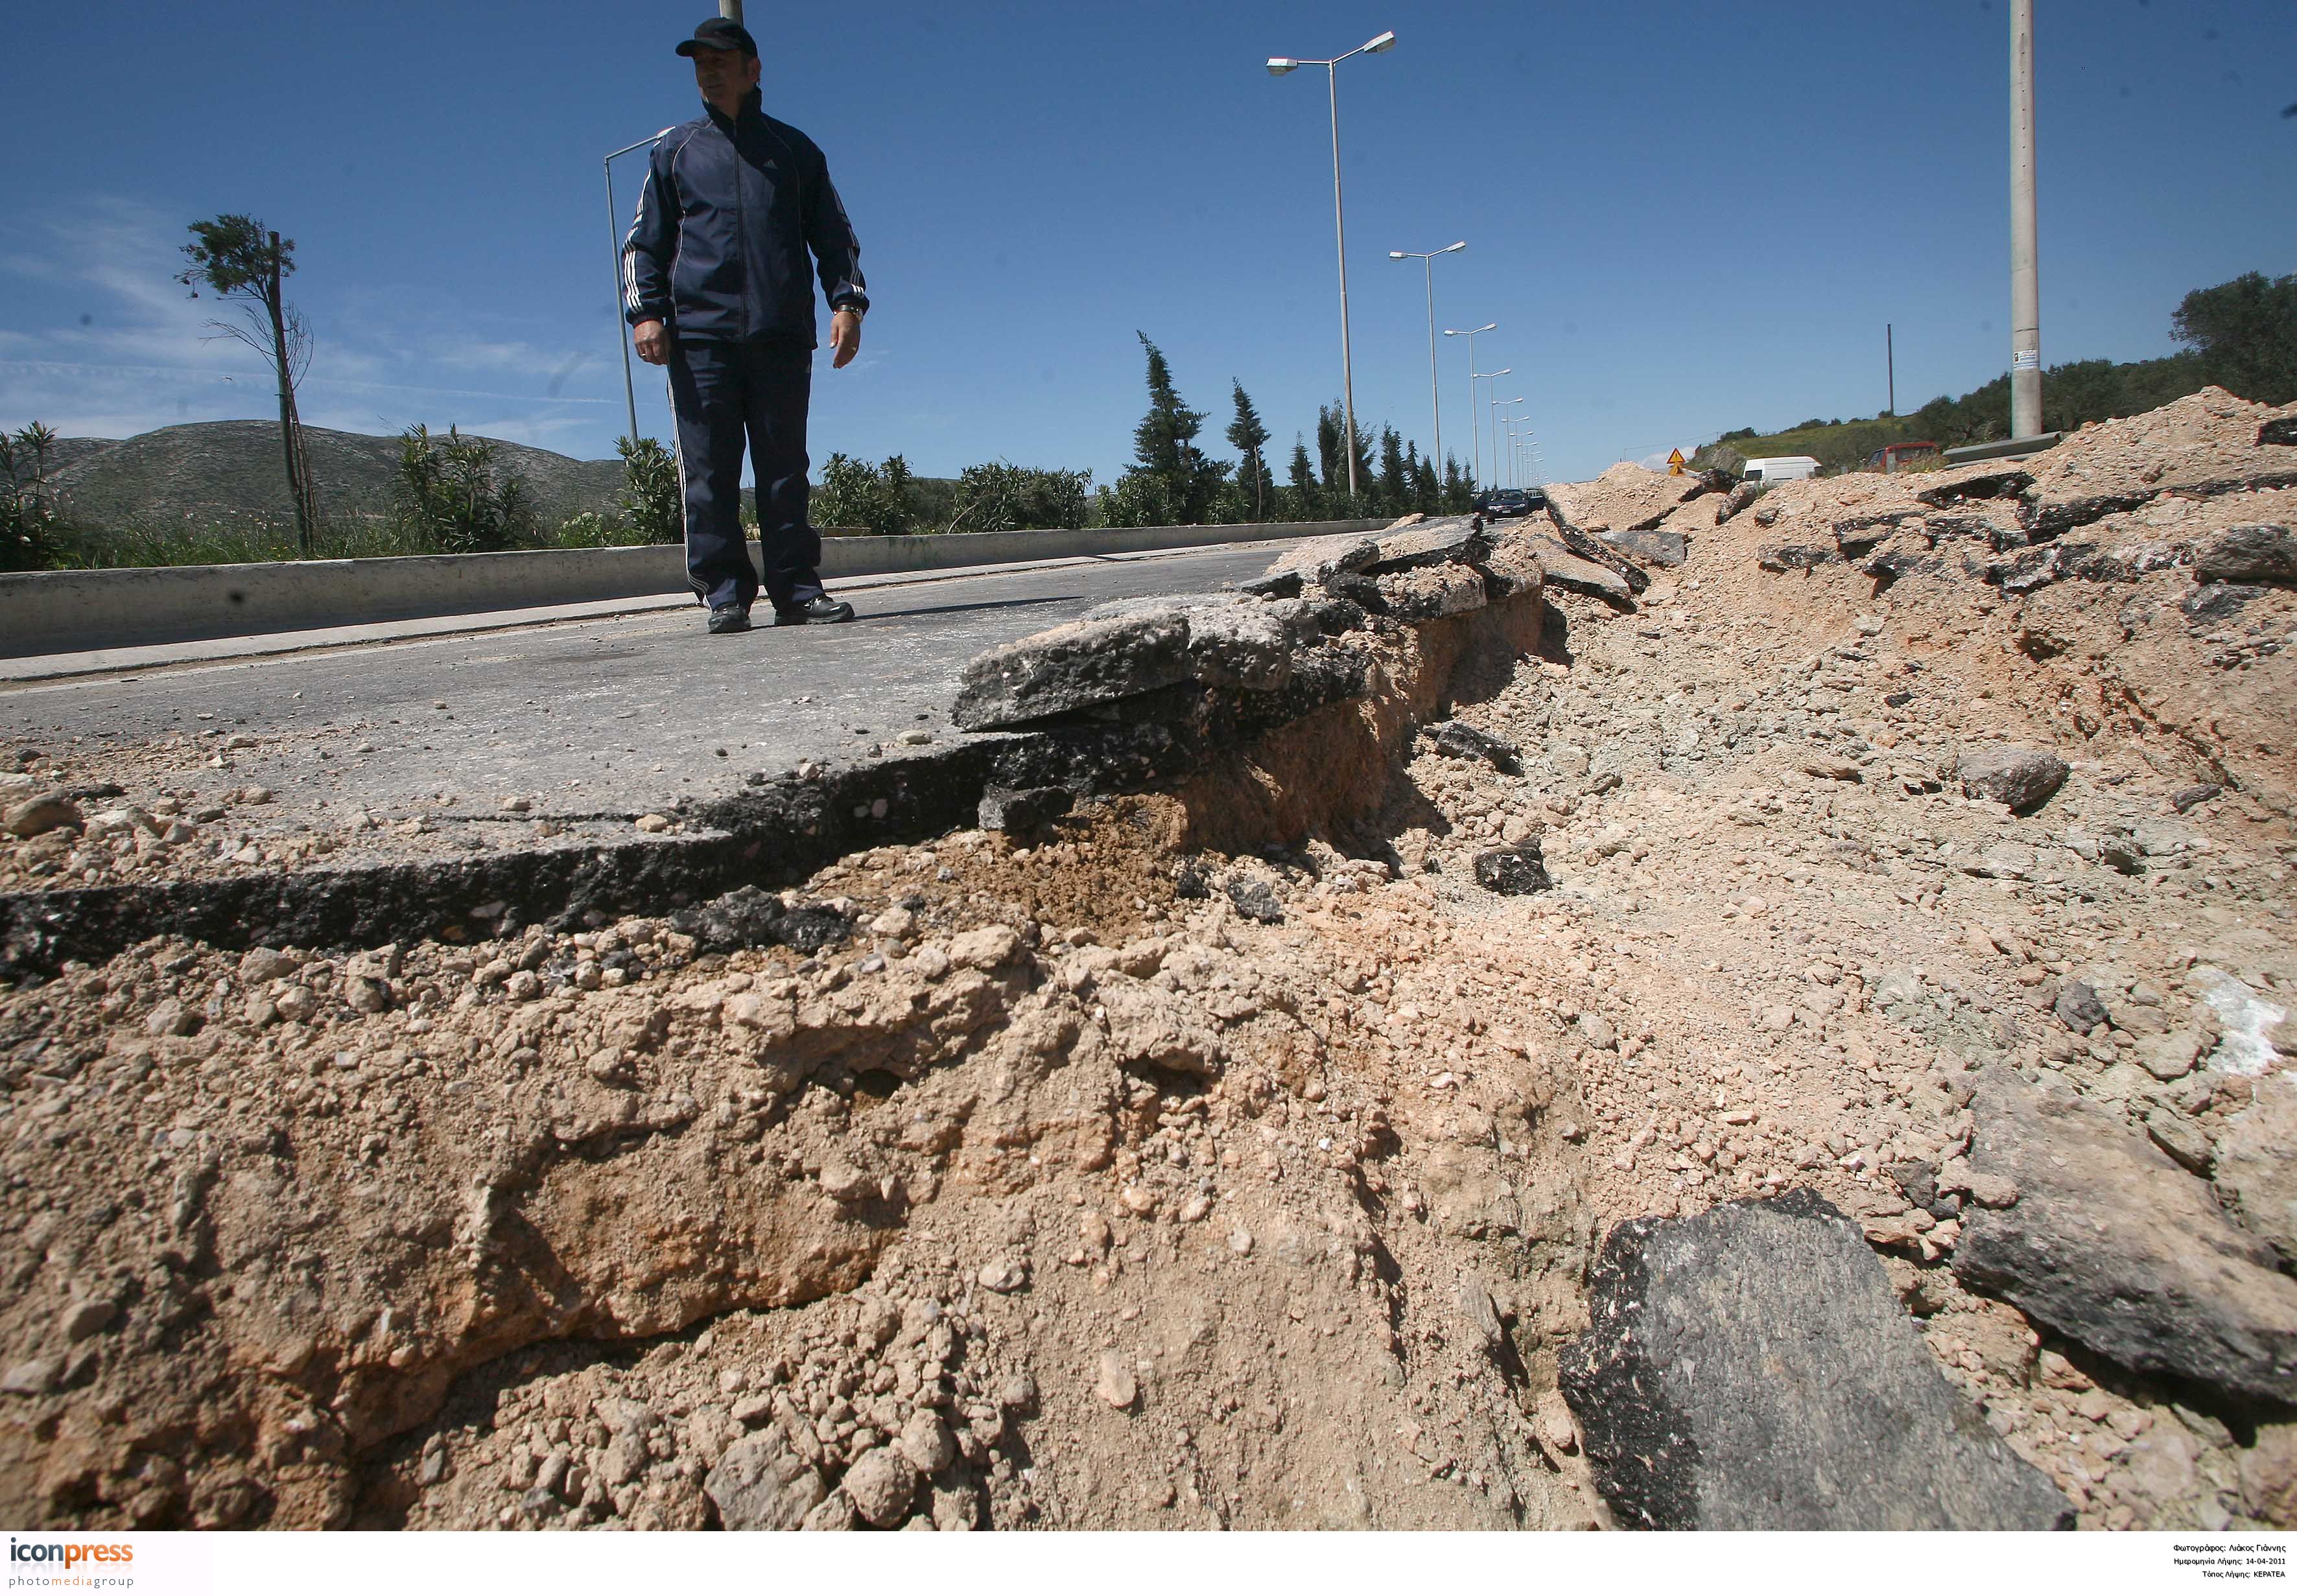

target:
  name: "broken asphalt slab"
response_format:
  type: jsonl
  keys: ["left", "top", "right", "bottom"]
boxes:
{"left": 1953, "top": 1067, "right": 2297, "bottom": 1406}
{"left": 1559, "top": 1188, "right": 2072, "bottom": 1531}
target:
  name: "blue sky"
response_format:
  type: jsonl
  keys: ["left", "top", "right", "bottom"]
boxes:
{"left": 1, "top": 1, "right": 2291, "bottom": 488}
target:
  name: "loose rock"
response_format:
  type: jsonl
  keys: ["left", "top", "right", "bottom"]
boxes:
{"left": 840, "top": 1447, "right": 920, "bottom": 1529}
{"left": 702, "top": 1435, "right": 825, "bottom": 1531}
{"left": 1956, "top": 745, "right": 2069, "bottom": 814}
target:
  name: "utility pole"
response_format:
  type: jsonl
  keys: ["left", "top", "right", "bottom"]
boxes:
{"left": 1887, "top": 323, "right": 1896, "bottom": 417}
{"left": 2009, "top": 0, "right": 2042, "bottom": 438}
{"left": 719, "top": 0, "right": 743, "bottom": 20}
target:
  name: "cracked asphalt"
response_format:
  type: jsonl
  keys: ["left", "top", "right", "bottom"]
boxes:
{"left": 0, "top": 542, "right": 1288, "bottom": 839}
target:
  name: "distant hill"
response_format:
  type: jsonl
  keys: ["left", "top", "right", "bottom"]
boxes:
{"left": 1692, "top": 351, "right": 2214, "bottom": 477}
{"left": 41, "top": 421, "right": 626, "bottom": 531}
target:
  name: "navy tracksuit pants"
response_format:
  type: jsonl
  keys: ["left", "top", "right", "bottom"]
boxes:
{"left": 666, "top": 338, "right": 827, "bottom": 614}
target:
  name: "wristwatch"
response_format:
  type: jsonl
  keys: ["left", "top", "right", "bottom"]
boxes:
{"left": 834, "top": 301, "right": 866, "bottom": 320}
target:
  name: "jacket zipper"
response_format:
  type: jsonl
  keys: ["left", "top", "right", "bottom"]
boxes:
{"left": 728, "top": 107, "right": 746, "bottom": 342}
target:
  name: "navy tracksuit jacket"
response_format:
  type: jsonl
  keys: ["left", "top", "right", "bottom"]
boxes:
{"left": 621, "top": 89, "right": 868, "bottom": 612}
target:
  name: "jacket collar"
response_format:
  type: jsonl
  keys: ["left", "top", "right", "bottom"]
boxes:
{"left": 703, "top": 88, "right": 763, "bottom": 133}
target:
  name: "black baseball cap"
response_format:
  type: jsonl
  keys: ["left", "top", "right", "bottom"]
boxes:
{"left": 676, "top": 17, "right": 758, "bottom": 58}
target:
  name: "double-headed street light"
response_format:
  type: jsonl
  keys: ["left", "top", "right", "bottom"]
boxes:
{"left": 1269, "top": 30, "right": 1397, "bottom": 503}
{"left": 1502, "top": 413, "right": 1535, "bottom": 489}
{"left": 1389, "top": 241, "right": 1465, "bottom": 480}
{"left": 1443, "top": 322, "right": 1496, "bottom": 487}
{"left": 1471, "top": 368, "right": 1511, "bottom": 491}
{"left": 1490, "top": 397, "right": 1524, "bottom": 487}
{"left": 1520, "top": 437, "right": 1546, "bottom": 490}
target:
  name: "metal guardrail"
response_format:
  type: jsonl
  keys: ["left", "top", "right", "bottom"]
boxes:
{"left": 1944, "top": 432, "right": 2066, "bottom": 465}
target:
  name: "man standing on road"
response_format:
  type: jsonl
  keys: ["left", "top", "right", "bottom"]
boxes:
{"left": 623, "top": 16, "right": 868, "bottom": 634}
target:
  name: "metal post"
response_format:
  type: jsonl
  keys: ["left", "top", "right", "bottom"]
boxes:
{"left": 1326, "top": 64, "right": 1359, "bottom": 502}
{"left": 1422, "top": 258, "right": 1442, "bottom": 477}
{"left": 1472, "top": 368, "right": 1511, "bottom": 493}
{"left": 1464, "top": 333, "right": 1480, "bottom": 489}
{"left": 1887, "top": 323, "right": 1896, "bottom": 417}
{"left": 604, "top": 134, "right": 660, "bottom": 446}
{"left": 718, "top": 0, "right": 743, "bottom": 21}
{"left": 2010, "top": 0, "right": 2042, "bottom": 438}
{"left": 606, "top": 155, "right": 640, "bottom": 447}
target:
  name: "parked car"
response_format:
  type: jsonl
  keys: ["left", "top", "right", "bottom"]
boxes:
{"left": 1479, "top": 487, "right": 1535, "bottom": 519}
{"left": 1865, "top": 441, "right": 1942, "bottom": 473}
{"left": 1742, "top": 455, "right": 1822, "bottom": 484}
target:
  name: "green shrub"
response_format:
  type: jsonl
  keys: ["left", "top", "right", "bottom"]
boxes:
{"left": 615, "top": 434, "right": 681, "bottom": 544}
{"left": 0, "top": 423, "right": 60, "bottom": 572}
{"left": 814, "top": 452, "right": 915, "bottom": 536}
{"left": 942, "top": 460, "right": 1092, "bottom": 534}
{"left": 394, "top": 423, "right": 534, "bottom": 553}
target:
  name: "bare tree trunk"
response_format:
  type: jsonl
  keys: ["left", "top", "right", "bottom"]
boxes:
{"left": 265, "top": 231, "right": 316, "bottom": 556}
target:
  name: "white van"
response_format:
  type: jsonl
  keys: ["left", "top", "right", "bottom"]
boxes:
{"left": 1743, "top": 455, "right": 1822, "bottom": 484}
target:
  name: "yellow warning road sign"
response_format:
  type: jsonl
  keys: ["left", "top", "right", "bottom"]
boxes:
{"left": 1667, "top": 448, "right": 1687, "bottom": 476}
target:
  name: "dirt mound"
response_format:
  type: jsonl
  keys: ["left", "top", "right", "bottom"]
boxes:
{"left": 2, "top": 390, "right": 2292, "bottom": 1534}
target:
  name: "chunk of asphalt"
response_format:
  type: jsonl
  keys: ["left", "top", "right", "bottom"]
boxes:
{"left": 1559, "top": 1188, "right": 2071, "bottom": 1531}
{"left": 670, "top": 886, "right": 852, "bottom": 956}
{"left": 1224, "top": 878, "right": 1284, "bottom": 924}
{"left": 1954, "top": 1068, "right": 2297, "bottom": 1405}
{"left": 978, "top": 784, "right": 1072, "bottom": 835}
{"left": 1471, "top": 845, "right": 1549, "bottom": 896}
{"left": 1425, "top": 721, "right": 1521, "bottom": 773}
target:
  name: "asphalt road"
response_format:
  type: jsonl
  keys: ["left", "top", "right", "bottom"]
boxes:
{"left": 0, "top": 542, "right": 1288, "bottom": 843}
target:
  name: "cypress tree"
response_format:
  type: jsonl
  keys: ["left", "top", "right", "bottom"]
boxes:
{"left": 1122, "top": 333, "right": 1227, "bottom": 524}
{"left": 1287, "top": 434, "right": 1321, "bottom": 520}
{"left": 1227, "top": 381, "right": 1272, "bottom": 522}
{"left": 1377, "top": 426, "right": 1406, "bottom": 511}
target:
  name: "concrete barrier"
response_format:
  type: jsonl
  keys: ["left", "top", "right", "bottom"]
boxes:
{"left": 0, "top": 519, "right": 1385, "bottom": 658}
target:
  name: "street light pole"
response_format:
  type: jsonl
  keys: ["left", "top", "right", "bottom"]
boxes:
{"left": 1514, "top": 419, "right": 1544, "bottom": 481}
{"left": 1491, "top": 398, "right": 1522, "bottom": 487}
{"left": 1391, "top": 242, "right": 1465, "bottom": 483}
{"left": 1443, "top": 322, "right": 1494, "bottom": 490}
{"left": 1325, "top": 64, "right": 1358, "bottom": 503}
{"left": 1270, "top": 32, "right": 1396, "bottom": 505}
{"left": 1472, "top": 368, "right": 1511, "bottom": 492}
{"left": 603, "top": 133, "right": 657, "bottom": 447}
{"left": 2009, "top": 0, "right": 2043, "bottom": 438}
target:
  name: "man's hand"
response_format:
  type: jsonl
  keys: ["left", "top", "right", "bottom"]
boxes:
{"left": 829, "top": 308, "right": 862, "bottom": 370}
{"left": 633, "top": 319, "right": 670, "bottom": 366}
